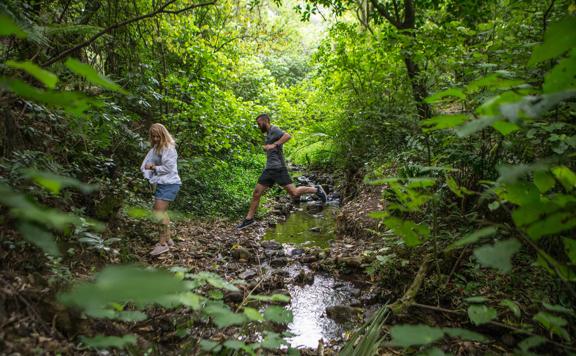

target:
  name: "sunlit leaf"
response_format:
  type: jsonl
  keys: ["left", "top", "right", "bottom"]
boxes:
{"left": 421, "top": 114, "right": 469, "bottom": 132}
{"left": 491, "top": 120, "right": 520, "bottom": 136}
{"left": 542, "top": 302, "right": 575, "bottom": 317}
{"left": 467, "top": 305, "right": 497, "bottom": 325}
{"left": 6, "top": 60, "right": 58, "bottom": 88}
{"left": 551, "top": 166, "right": 576, "bottom": 192}
{"left": 474, "top": 239, "right": 521, "bottom": 273}
{"left": 445, "top": 227, "right": 498, "bottom": 251}
{"left": 543, "top": 50, "right": 576, "bottom": 93}
{"left": 389, "top": 324, "right": 444, "bottom": 347}
{"left": 533, "top": 312, "right": 570, "bottom": 341}
{"left": 529, "top": 16, "right": 576, "bottom": 66}
{"left": 533, "top": 171, "right": 556, "bottom": 193}
{"left": 425, "top": 88, "right": 466, "bottom": 103}
{"left": 199, "top": 339, "right": 222, "bottom": 352}
{"left": 263, "top": 306, "right": 293, "bottom": 324}
{"left": 564, "top": 238, "right": 576, "bottom": 264}
{"left": 383, "top": 217, "right": 429, "bottom": 247}
{"left": 204, "top": 304, "right": 248, "bottom": 328}
{"left": 0, "top": 14, "right": 26, "bottom": 38}
{"left": 244, "top": 307, "right": 264, "bottom": 321}
{"left": 500, "top": 299, "right": 521, "bottom": 318}
{"left": 65, "top": 58, "right": 128, "bottom": 94}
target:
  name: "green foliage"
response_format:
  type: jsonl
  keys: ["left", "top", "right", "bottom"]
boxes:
{"left": 473, "top": 239, "right": 521, "bottom": 273}
{"left": 65, "top": 58, "right": 128, "bottom": 94}
{"left": 6, "top": 60, "right": 58, "bottom": 88}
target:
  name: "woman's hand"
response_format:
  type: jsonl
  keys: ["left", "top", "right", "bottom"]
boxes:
{"left": 145, "top": 163, "right": 155, "bottom": 170}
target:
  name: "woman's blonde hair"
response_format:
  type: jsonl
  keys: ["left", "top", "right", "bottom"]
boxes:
{"left": 149, "top": 123, "right": 175, "bottom": 153}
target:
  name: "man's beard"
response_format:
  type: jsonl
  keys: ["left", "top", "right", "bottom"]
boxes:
{"left": 259, "top": 124, "right": 267, "bottom": 133}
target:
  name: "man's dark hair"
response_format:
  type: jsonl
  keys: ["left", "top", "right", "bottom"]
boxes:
{"left": 256, "top": 113, "right": 270, "bottom": 122}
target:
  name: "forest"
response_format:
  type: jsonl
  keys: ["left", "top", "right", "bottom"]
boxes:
{"left": 1, "top": 0, "right": 575, "bottom": 354}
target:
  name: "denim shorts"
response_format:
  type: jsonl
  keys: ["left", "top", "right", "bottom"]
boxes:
{"left": 154, "top": 184, "right": 181, "bottom": 202}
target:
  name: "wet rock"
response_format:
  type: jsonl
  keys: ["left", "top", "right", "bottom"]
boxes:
{"left": 309, "top": 226, "right": 321, "bottom": 233}
{"left": 239, "top": 269, "right": 257, "bottom": 280}
{"left": 270, "top": 257, "right": 289, "bottom": 267}
{"left": 231, "top": 246, "right": 253, "bottom": 261}
{"left": 306, "top": 202, "right": 324, "bottom": 214}
{"left": 293, "top": 269, "right": 314, "bottom": 285}
{"left": 336, "top": 256, "right": 363, "bottom": 268}
{"left": 261, "top": 240, "right": 282, "bottom": 250}
{"left": 300, "top": 255, "right": 318, "bottom": 264}
{"left": 325, "top": 305, "right": 361, "bottom": 324}
{"left": 273, "top": 269, "right": 290, "bottom": 278}
{"left": 291, "top": 248, "right": 305, "bottom": 256}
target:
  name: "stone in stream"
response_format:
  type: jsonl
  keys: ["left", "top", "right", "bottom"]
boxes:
{"left": 270, "top": 257, "right": 289, "bottom": 267}
{"left": 293, "top": 269, "right": 314, "bottom": 285}
{"left": 325, "top": 305, "right": 362, "bottom": 324}
{"left": 261, "top": 240, "right": 282, "bottom": 250}
{"left": 305, "top": 202, "right": 324, "bottom": 214}
{"left": 290, "top": 248, "right": 305, "bottom": 256}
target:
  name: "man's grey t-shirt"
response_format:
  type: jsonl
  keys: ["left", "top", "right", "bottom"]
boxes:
{"left": 264, "top": 125, "right": 286, "bottom": 169}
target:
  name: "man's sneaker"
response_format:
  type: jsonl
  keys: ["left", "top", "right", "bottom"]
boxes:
{"left": 315, "top": 185, "right": 327, "bottom": 203}
{"left": 150, "top": 243, "right": 170, "bottom": 256}
{"left": 236, "top": 218, "right": 255, "bottom": 230}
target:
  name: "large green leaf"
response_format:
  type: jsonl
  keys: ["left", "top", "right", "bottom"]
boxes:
{"left": 204, "top": 304, "right": 248, "bottom": 328}
{"left": 24, "top": 169, "right": 97, "bottom": 195}
{"left": 65, "top": 58, "right": 128, "bottom": 94}
{"left": 533, "top": 171, "right": 556, "bottom": 193}
{"left": 59, "top": 265, "right": 187, "bottom": 311}
{"left": 474, "top": 239, "right": 521, "bottom": 273}
{"left": 389, "top": 324, "right": 444, "bottom": 347}
{"left": 261, "top": 332, "right": 286, "bottom": 350}
{"left": 0, "top": 14, "right": 26, "bottom": 38}
{"left": 445, "top": 227, "right": 498, "bottom": 251}
{"left": 529, "top": 16, "right": 576, "bottom": 66}
{"left": 0, "top": 77, "right": 95, "bottom": 115}
{"left": 80, "top": 335, "right": 137, "bottom": 349}
{"left": 6, "top": 60, "right": 58, "bottom": 89}
{"left": 551, "top": 166, "right": 576, "bottom": 192}
{"left": 425, "top": 88, "right": 466, "bottom": 103}
{"left": 383, "top": 217, "right": 429, "bottom": 247}
{"left": 17, "top": 222, "right": 60, "bottom": 256}
{"left": 543, "top": 50, "right": 576, "bottom": 93}
{"left": 244, "top": 307, "right": 264, "bottom": 321}
{"left": 190, "top": 272, "right": 240, "bottom": 292}
{"left": 533, "top": 312, "right": 570, "bottom": 341}
{"left": 467, "top": 305, "right": 497, "bottom": 325}
{"left": 421, "top": 114, "right": 469, "bottom": 132}
{"left": 263, "top": 306, "right": 293, "bottom": 324}
{"left": 499, "top": 299, "right": 521, "bottom": 318}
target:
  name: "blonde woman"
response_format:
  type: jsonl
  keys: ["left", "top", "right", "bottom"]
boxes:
{"left": 141, "top": 123, "right": 181, "bottom": 256}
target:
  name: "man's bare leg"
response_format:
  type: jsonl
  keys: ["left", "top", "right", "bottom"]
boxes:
{"left": 246, "top": 183, "right": 269, "bottom": 220}
{"left": 283, "top": 184, "right": 317, "bottom": 199}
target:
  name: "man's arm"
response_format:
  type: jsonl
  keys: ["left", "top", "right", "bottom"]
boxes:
{"left": 265, "top": 133, "right": 291, "bottom": 151}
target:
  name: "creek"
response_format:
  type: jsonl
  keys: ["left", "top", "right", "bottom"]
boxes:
{"left": 263, "top": 199, "right": 359, "bottom": 349}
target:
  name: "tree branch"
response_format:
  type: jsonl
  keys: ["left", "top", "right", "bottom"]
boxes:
{"left": 368, "top": 0, "right": 400, "bottom": 27}
{"left": 42, "top": 0, "right": 216, "bottom": 66}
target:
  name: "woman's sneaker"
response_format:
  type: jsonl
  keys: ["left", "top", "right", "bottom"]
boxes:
{"left": 150, "top": 243, "right": 170, "bottom": 256}
{"left": 315, "top": 185, "right": 327, "bottom": 203}
{"left": 236, "top": 218, "right": 255, "bottom": 230}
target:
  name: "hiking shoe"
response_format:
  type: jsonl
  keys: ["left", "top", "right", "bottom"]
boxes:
{"left": 150, "top": 243, "right": 170, "bottom": 256}
{"left": 236, "top": 218, "right": 255, "bottom": 230}
{"left": 315, "top": 185, "right": 327, "bottom": 203}
{"left": 167, "top": 238, "right": 175, "bottom": 247}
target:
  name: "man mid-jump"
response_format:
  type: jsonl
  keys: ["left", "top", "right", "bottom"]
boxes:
{"left": 236, "top": 113, "right": 327, "bottom": 229}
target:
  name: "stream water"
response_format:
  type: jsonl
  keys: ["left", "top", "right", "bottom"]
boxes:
{"left": 263, "top": 201, "right": 357, "bottom": 349}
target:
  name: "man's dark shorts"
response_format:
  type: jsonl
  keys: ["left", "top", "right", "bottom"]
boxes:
{"left": 258, "top": 167, "right": 293, "bottom": 187}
